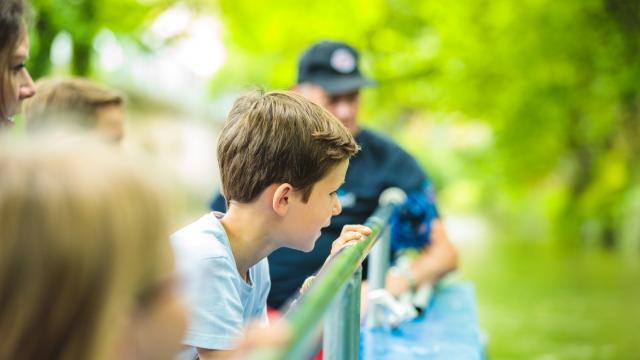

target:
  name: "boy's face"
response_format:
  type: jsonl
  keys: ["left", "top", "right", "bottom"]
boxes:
{"left": 115, "top": 245, "right": 188, "bottom": 360}
{"left": 285, "top": 159, "right": 349, "bottom": 252}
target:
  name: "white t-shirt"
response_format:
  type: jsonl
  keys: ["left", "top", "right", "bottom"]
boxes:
{"left": 171, "top": 212, "right": 270, "bottom": 358}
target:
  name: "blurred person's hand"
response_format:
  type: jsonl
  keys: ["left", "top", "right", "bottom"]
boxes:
{"left": 385, "top": 269, "right": 416, "bottom": 298}
{"left": 228, "top": 320, "right": 292, "bottom": 360}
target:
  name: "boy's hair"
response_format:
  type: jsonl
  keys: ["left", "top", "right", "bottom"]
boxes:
{"left": 23, "top": 77, "right": 123, "bottom": 132}
{"left": 0, "top": 135, "right": 171, "bottom": 360}
{"left": 218, "top": 89, "right": 359, "bottom": 204}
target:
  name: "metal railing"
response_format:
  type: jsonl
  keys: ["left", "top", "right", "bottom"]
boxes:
{"left": 248, "top": 189, "right": 403, "bottom": 360}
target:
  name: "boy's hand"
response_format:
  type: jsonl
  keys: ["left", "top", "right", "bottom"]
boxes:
{"left": 298, "top": 225, "right": 372, "bottom": 297}
{"left": 299, "top": 275, "right": 316, "bottom": 295}
{"left": 330, "top": 224, "right": 372, "bottom": 255}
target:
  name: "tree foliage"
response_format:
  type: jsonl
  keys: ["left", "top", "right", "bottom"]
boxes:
{"left": 25, "top": 0, "right": 640, "bottom": 248}
{"left": 27, "top": 0, "right": 173, "bottom": 77}
{"left": 214, "top": 0, "right": 640, "bottom": 248}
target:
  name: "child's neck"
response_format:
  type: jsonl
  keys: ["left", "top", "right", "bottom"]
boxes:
{"left": 219, "top": 204, "right": 280, "bottom": 279}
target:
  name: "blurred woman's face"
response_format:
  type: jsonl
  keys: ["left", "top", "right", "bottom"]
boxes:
{"left": 2, "top": 34, "right": 35, "bottom": 120}
{"left": 130, "top": 276, "right": 189, "bottom": 360}
{"left": 115, "top": 250, "right": 189, "bottom": 360}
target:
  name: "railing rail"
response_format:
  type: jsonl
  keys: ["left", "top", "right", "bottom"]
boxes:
{"left": 248, "top": 201, "right": 398, "bottom": 360}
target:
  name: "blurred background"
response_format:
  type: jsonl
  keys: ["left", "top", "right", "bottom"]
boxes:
{"left": 19, "top": 0, "right": 640, "bottom": 358}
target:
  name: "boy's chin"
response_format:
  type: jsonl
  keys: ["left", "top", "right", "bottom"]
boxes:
{"left": 297, "top": 244, "right": 315, "bottom": 253}
{"left": 292, "top": 233, "right": 321, "bottom": 253}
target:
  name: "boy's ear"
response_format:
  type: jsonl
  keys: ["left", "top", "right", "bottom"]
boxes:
{"left": 272, "top": 183, "right": 294, "bottom": 216}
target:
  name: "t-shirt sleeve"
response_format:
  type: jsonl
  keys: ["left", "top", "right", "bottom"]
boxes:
{"left": 257, "top": 260, "right": 271, "bottom": 326}
{"left": 182, "top": 257, "right": 245, "bottom": 351}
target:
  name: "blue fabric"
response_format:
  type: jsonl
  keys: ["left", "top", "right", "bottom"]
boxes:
{"left": 390, "top": 183, "right": 439, "bottom": 252}
{"left": 361, "top": 282, "right": 485, "bottom": 360}
{"left": 210, "top": 194, "right": 226, "bottom": 213}
{"left": 170, "top": 213, "right": 270, "bottom": 356}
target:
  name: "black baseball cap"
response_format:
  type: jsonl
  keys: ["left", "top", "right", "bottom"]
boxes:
{"left": 296, "top": 41, "right": 375, "bottom": 95}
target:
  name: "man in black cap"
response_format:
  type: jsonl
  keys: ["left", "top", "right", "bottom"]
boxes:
{"left": 263, "top": 40, "right": 459, "bottom": 310}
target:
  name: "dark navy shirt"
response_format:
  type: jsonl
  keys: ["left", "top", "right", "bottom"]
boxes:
{"left": 211, "top": 128, "right": 438, "bottom": 309}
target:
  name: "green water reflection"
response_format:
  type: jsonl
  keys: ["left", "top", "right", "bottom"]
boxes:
{"left": 461, "top": 239, "right": 640, "bottom": 359}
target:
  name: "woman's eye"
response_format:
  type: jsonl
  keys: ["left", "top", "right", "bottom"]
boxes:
{"left": 12, "top": 63, "right": 25, "bottom": 72}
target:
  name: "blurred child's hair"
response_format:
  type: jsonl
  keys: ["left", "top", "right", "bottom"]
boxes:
{"left": 0, "top": 135, "right": 172, "bottom": 360}
{"left": 218, "top": 89, "right": 359, "bottom": 205}
{"left": 23, "top": 77, "right": 123, "bottom": 134}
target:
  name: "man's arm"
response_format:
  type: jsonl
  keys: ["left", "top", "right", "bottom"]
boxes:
{"left": 385, "top": 219, "right": 458, "bottom": 297}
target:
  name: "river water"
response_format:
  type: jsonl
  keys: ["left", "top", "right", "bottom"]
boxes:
{"left": 459, "top": 232, "right": 640, "bottom": 359}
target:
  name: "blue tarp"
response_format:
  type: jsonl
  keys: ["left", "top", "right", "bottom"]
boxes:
{"left": 361, "top": 282, "right": 484, "bottom": 360}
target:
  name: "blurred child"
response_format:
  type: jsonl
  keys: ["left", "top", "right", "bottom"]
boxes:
{"left": 171, "top": 90, "right": 370, "bottom": 359}
{"left": 0, "top": 135, "right": 187, "bottom": 360}
{"left": 23, "top": 77, "right": 125, "bottom": 142}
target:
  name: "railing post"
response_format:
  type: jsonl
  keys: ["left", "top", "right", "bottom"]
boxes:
{"left": 366, "top": 226, "right": 391, "bottom": 327}
{"left": 323, "top": 266, "right": 362, "bottom": 360}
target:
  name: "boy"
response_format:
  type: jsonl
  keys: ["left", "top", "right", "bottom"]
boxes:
{"left": 171, "top": 90, "right": 371, "bottom": 359}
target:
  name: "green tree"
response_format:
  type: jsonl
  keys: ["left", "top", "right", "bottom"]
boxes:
{"left": 28, "top": 0, "right": 172, "bottom": 77}
{"left": 214, "top": 0, "right": 640, "bottom": 249}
